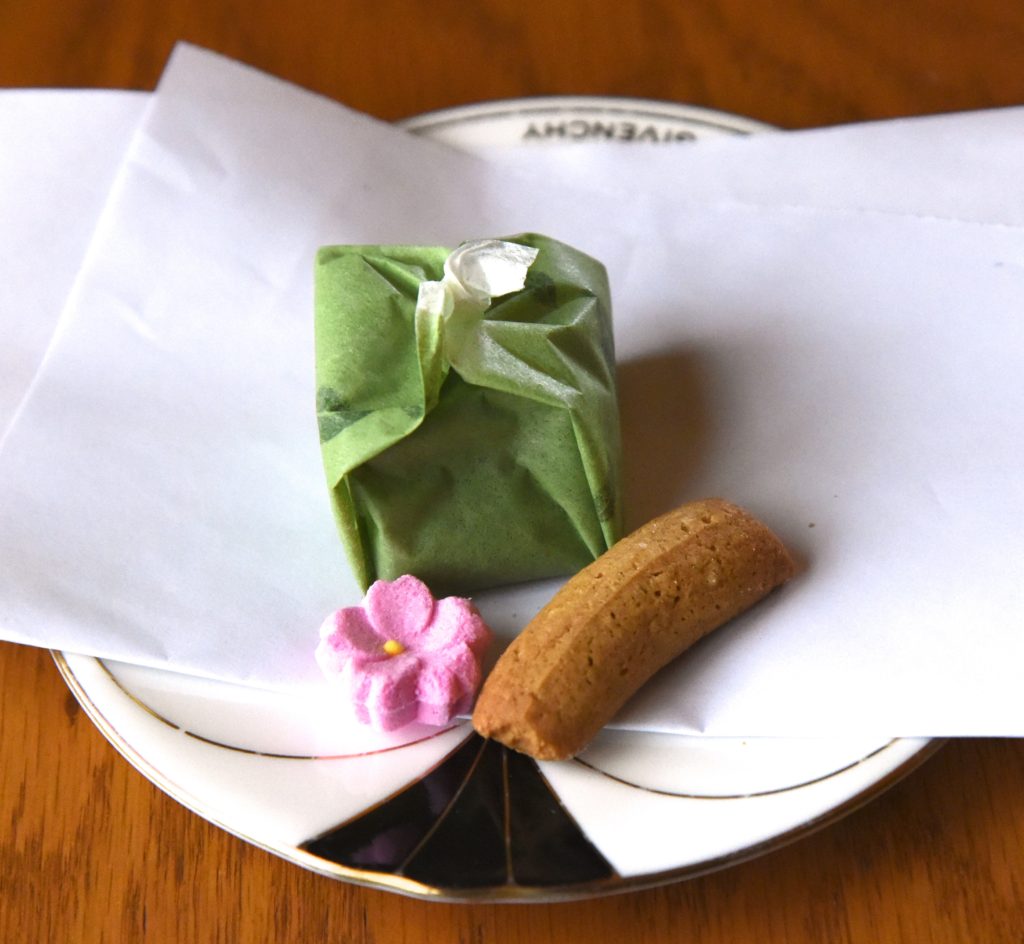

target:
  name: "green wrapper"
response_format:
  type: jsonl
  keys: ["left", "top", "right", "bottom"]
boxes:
{"left": 314, "top": 233, "right": 622, "bottom": 594}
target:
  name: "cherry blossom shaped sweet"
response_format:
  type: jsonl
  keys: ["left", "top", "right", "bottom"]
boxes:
{"left": 315, "top": 575, "right": 493, "bottom": 731}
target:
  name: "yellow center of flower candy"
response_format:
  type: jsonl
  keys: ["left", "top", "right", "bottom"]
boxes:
{"left": 382, "top": 639, "right": 405, "bottom": 657}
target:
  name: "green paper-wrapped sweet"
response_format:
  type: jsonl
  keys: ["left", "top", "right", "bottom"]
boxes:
{"left": 314, "top": 233, "right": 622, "bottom": 594}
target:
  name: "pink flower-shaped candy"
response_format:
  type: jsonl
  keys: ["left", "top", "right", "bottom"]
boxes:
{"left": 315, "top": 575, "right": 493, "bottom": 731}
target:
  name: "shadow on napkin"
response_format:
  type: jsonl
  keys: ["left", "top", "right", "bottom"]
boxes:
{"left": 618, "top": 348, "right": 715, "bottom": 529}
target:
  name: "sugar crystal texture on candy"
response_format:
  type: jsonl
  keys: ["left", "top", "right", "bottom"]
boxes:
{"left": 317, "top": 575, "right": 493, "bottom": 730}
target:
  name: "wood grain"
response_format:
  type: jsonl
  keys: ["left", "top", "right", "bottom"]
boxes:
{"left": 2, "top": 0, "right": 1023, "bottom": 125}
{"left": 3, "top": 1, "right": 1024, "bottom": 941}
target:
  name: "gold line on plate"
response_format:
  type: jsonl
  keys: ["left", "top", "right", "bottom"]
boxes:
{"left": 83, "top": 655, "right": 463, "bottom": 761}
{"left": 394, "top": 736, "right": 490, "bottom": 875}
{"left": 501, "top": 748, "right": 514, "bottom": 884}
{"left": 572, "top": 738, "right": 904, "bottom": 800}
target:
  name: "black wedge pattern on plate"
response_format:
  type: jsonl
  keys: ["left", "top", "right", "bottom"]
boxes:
{"left": 301, "top": 733, "right": 616, "bottom": 891}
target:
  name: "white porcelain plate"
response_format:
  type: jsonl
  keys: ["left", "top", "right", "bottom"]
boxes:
{"left": 56, "top": 98, "right": 938, "bottom": 902}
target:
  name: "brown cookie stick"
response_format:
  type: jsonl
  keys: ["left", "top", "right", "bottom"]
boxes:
{"left": 472, "top": 498, "right": 797, "bottom": 759}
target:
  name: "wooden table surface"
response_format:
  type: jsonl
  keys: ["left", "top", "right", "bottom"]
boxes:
{"left": 3, "top": 2, "right": 1024, "bottom": 941}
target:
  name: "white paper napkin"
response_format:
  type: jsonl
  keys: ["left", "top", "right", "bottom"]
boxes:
{"left": 478, "top": 105, "right": 1024, "bottom": 226}
{"left": 0, "top": 46, "right": 637, "bottom": 690}
{"left": 0, "top": 90, "right": 147, "bottom": 440}
{"left": 2, "top": 46, "right": 1023, "bottom": 735}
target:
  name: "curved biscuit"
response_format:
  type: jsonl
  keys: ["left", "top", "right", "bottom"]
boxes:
{"left": 472, "top": 498, "right": 796, "bottom": 759}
